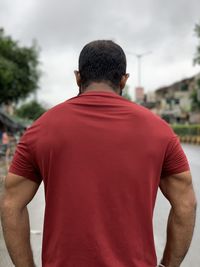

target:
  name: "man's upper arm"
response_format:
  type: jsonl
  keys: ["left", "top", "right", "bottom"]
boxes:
{"left": 160, "top": 133, "right": 196, "bottom": 208}
{"left": 159, "top": 171, "right": 196, "bottom": 210}
{"left": 161, "top": 134, "right": 190, "bottom": 178}
{"left": 1, "top": 127, "right": 42, "bottom": 210}
{"left": 9, "top": 128, "right": 42, "bottom": 184}
{"left": 1, "top": 173, "right": 40, "bottom": 210}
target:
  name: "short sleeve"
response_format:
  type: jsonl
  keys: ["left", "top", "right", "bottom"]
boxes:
{"left": 9, "top": 134, "right": 42, "bottom": 184}
{"left": 161, "top": 134, "right": 190, "bottom": 178}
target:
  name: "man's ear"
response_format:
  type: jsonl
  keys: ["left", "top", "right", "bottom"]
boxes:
{"left": 120, "top": 74, "right": 130, "bottom": 90}
{"left": 74, "top": 70, "right": 82, "bottom": 87}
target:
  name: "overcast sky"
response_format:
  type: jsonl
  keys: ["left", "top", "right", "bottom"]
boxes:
{"left": 0, "top": 0, "right": 200, "bottom": 106}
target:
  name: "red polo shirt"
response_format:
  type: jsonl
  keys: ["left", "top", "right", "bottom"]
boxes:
{"left": 9, "top": 90, "right": 190, "bottom": 267}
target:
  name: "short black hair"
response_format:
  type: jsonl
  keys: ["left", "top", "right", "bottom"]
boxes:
{"left": 78, "top": 40, "right": 127, "bottom": 90}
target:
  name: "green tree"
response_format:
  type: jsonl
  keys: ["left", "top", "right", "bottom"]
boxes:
{"left": 15, "top": 100, "right": 46, "bottom": 121}
{"left": 0, "top": 28, "right": 40, "bottom": 104}
{"left": 191, "top": 80, "right": 200, "bottom": 111}
{"left": 122, "top": 85, "right": 132, "bottom": 101}
{"left": 194, "top": 23, "right": 200, "bottom": 65}
{"left": 192, "top": 23, "right": 200, "bottom": 110}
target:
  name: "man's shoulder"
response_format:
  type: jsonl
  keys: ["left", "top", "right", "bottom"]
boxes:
{"left": 34, "top": 97, "right": 77, "bottom": 122}
{"left": 23, "top": 100, "right": 71, "bottom": 132}
{"left": 128, "top": 101, "right": 167, "bottom": 123}
{"left": 127, "top": 102, "right": 174, "bottom": 137}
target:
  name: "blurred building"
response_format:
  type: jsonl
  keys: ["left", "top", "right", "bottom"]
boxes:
{"left": 139, "top": 73, "right": 200, "bottom": 124}
{"left": 1, "top": 102, "right": 15, "bottom": 116}
{"left": 0, "top": 102, "right": 25, "bottom": 133}
{"left": 0, "top": 110, "right": 25, "bottom": 133}
{"left": 155, "top": 77, "right": 194, "bottom": 123}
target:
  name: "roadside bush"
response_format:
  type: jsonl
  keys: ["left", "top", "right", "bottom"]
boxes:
{"left": 171, "top": 124, "right": 200, "bottom": 136}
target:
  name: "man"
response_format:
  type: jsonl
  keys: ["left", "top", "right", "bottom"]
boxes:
{"left": 0, "top": 40, "right": 197, "bottom": 267}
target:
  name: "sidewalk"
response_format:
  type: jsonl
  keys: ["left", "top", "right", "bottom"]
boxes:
{"left": 0, "top": 224, "right": 13, "bottom": 267}
{"left": 0, "top": 158, "right": 43, "bottom": 267}
{"left": 0, "top": 159, "right": 13, "bottom": 267}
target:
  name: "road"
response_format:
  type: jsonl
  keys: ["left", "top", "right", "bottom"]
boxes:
{"left": 0, "top": 144, "right": 199, "bottom": 267}
{"left": 154, "top": 144, "right": 200, "bottom": 267}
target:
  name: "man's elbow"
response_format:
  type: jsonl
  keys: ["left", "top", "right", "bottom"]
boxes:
{"left": 0, "top": 195, "right": 9, "bottom": 217}
{"left": 0, "top": 195, "right": 18, "bottom": 219}
{"left": 183, "top": 192, "right": 197, "bottom": 211}
{"left": 174, "top": 195, "right": 197, "bottom": 220}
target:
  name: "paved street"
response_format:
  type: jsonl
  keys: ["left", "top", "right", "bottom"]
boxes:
{"left": 154, "top": 144, "right": 200, "bottom": 267}
{"left": 0, "top": 144, "right": 199, "bottom": 267}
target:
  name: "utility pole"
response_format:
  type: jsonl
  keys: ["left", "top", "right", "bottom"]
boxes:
{"left": 132, "top": 51, "right": 152, "bottom": 87}
{"left": 127, "top": 51, "right": 152, "bottom": 103}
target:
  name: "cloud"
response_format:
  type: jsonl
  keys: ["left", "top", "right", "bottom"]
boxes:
{"left": 0, "top": 0, "right": 200, "bottom": 105}
{"left": 17, "top": 0, "right": 199, "bottom": 50}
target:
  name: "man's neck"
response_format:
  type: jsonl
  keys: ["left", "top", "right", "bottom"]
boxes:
{"left": 82, "top": 83, "right": 120, "bottom": 95}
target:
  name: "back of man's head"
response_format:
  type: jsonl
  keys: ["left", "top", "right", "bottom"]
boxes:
{"left": 78, "top": 40, "right": 127, "bottom": 90}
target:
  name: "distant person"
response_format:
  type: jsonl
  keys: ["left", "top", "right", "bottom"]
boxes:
{"left": 2, "top": 130, "right": 9, "bottom": 148}
{"left": 0, "top": 127, "right": 3, "bottom": 157}
{"left": 1, "top": 130, "right": 10, "bottom": 171}
{"left": 0, "top": 40, "right": 197, "bottom": 267}
{"left": 0, "top": 128, "right": 2, "bottom": 144}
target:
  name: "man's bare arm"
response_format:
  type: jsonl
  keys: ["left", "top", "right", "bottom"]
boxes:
{"left": 0, "top": 172, "right": 40, "bottom": 267}
{"left": 159, "top": 171, "right": 197, "bottom": 267}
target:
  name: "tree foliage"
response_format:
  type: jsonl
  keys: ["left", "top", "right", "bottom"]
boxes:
{"left": 0, "top": 28, "right": 40, "bottom": 104}
{"left": 192, "top": 23, "right": 200, "bottom": 111}
{"left": 194, "top": 23, "right": 200, "bottom": 65}
{"left": 15, "top": 100, "right": 46, "bottom": 121}
{"left": 191, "top": 79, "right": 200, "bottom": 111}
{"left": 122, "top": 85, "right": 132, "bottom": 101}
